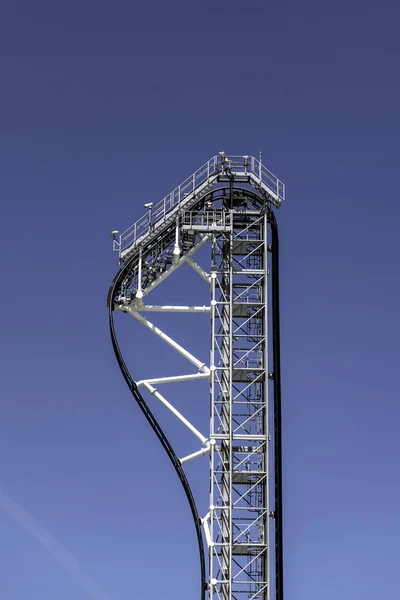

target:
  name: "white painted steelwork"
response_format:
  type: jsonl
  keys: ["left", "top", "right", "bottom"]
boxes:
{"left": 109, "top": 153, "right": 284, "bottom": 600}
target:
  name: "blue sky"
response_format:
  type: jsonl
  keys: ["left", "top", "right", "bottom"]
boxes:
{"left": 0, "top": 0, "right": 399, "bottom": 598}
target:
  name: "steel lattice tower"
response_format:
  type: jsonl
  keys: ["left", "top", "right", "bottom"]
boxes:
{"left": 107, "top": 153, "right": 284, "bottom": 600}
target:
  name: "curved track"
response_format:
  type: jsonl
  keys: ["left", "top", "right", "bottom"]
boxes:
{"left": 108, "top": 192, "right": 283, "bottom": 600}
{"left": 108, "top": 294, "right": 206, "bottom": 600}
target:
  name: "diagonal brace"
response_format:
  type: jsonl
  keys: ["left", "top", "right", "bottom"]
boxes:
{"left": 126, "top": 309, "right": 210, "bottom": 374}
{"left": 142, "top": 382, "right": 207, "bottom": 444}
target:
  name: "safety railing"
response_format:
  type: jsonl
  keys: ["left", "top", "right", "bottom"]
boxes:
{"left": 182, "top": 209, "right": 232, "bottom": 230}
{"left": 113, "top": 157, "right": 217, "bottom": 255}
{"left": 113, "top": 154, "right": 284, "bottom": 259}
{"left": 224, "top": 155, "right": 285, "bottom": 203}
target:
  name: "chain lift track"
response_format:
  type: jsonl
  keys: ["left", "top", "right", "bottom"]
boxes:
{"left": 107, "top": 154, "right": 284, "bottom": 600}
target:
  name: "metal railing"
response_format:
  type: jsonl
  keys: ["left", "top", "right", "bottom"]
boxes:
{"left": 221, "top": 154, "right": 285, "bottom": 202}
{"left": 182, "top": 209, "right": 232, "bottom": 231}
{"left": 113, "top": 154, "right": 285, "bottom": 258}
{"left": 114, "top": 156, "right": 218, "bottom": 256}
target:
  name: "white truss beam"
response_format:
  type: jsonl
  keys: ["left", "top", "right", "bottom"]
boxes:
{"left": 135, "top": 305, "right": 211, "bottom": 313}
{"left": 125, "top": 309, "right": 210, "bottom": 374}
{"left": 137, "top": 373, "right": 209, "bottom": 386}
{"left": 143, "top": 234, "right": 211, "bottom": 297}
{"left": 180, "top": 444, "right": 211, "bottom": 465}
{"left": 186, "top": 258, "right": 211, "bottom": 282}
{"left": 142, "top": 381, "right": 208, "bottom": 445}
{"left": 201, "top": 512, "right": 213, "bottom": 548}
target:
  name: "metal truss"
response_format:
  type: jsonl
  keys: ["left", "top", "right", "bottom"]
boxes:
{"left": 108, "top": 155, "right": 284, "bottom": 600}
{"left": 208, "top": 211, "right": 270, "bottom": 600}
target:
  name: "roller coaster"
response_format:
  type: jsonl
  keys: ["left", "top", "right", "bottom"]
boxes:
{"left": 107, "top": 153, "right": 285, "bottom": 600}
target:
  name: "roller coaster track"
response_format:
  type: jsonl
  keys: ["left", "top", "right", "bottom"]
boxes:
{"left": 107, "top": 154, "right": 284, "bottom": 600}
{"left": 108, "top": 295, "right": 206, "bottom": 600}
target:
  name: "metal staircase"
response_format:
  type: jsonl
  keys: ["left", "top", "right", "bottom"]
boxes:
{"left": 112, "top": 153, "right": 285, "bottom": 263}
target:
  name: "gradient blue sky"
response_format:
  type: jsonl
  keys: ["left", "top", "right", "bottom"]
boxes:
{"left": 1, "top": 1, "right": 399, "bottom": 598}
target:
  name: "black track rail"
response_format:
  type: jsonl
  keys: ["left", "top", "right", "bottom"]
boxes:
{"left": 268, "top": 207, "right": 284, "bottom": 600}
{"left": 108, "top": 192, "right": 283, "bottom": 600}
{"left": 108, "top": 291, "right": 206, "bottom": 600}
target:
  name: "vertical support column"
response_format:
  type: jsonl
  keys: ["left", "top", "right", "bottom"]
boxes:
{"left": 221, "top": 231, "right": 233, "bottom": 600}
{"left": 263, "top": 213, "right": 270, "bottom": 600}
{"left": 209, "top": 271, "right": 216, "bottom": 599}
{"left": 210, "top": 226, "right": 233, "bottom": 600}
{"left": 209, "top": 208, "right": 270, "bottom": 600}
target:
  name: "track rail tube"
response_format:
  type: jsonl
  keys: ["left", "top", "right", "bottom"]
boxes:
{"left": 108, "top": 274, "right": 206, "bottom": 600}
{"left": 268, "top": 208, "right": 284, "bottom": 600}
